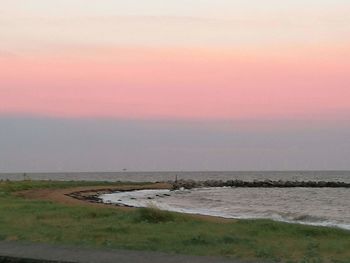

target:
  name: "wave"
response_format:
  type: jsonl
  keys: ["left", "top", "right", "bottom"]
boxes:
{"left": 100, "top": 189, "right": 350, "bottom": 231}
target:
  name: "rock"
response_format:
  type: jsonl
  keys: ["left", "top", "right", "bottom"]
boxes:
{"left": 169, "top": 179, "right": 350, "bottom": 189}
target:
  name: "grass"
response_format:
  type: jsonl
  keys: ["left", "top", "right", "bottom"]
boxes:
{"left": 0, "top": 179, "right": 141, "bottom": 193}
{"left": 134, "top": 206, "right": 176, "bottom": 223}
{"left": 0, "top": 180, "right": 350, "bottom": 262}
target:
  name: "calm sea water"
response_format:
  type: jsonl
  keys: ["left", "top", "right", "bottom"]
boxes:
{"left": 1, "top": 170, "right": 350, "bottom": 183}
{"left": 2, "top": 171, "right": 349, "bottom": 230}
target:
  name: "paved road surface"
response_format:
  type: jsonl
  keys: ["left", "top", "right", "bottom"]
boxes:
{"left": 0, "top": 241, "right": 247, "bottom": 263}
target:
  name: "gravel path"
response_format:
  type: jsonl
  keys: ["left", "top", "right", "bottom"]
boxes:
{"left": 0, "top": 241, "right": 246, "bottom": 263}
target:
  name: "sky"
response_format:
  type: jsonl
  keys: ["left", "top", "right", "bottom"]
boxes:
{"left": 0, "top": 0, "right": 350, "bottom": 172}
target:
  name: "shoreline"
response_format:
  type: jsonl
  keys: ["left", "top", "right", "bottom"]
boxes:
{"left": 98, "top": 187, "right": 350, "bottom": 231}
{"left": 16, "top": 182, "right": 233, "bottom": 223}
{"left": 16, "top": 182, "right": 350, "bottom": 229}
{"left": 16, "top": 183, "right": 170, "bottom": 208}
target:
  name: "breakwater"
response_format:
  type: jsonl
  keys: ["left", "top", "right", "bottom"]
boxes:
{"left": 170, "top": 179, "right": 350, "bottom": 190}
{"left": 66, "top": 180, "right": 350, "bottom": 204}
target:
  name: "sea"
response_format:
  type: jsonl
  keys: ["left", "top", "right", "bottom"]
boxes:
{"left": 2, "top": 171, "right": 350, "bottom": 230}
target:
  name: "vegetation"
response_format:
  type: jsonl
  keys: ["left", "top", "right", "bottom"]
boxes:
{"left": 0, "top": 180, "right": 350, "bottom": 262}
{"left": 0, "top": 179, "right": 141, "bottom": 193}
{"left": 134, "top": 206, "right": 176, "bottom": 223}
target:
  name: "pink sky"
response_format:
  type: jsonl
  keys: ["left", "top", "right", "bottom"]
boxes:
{"left": 1, "top": 46, "right": 349, "bottom": 120}
{"left": 1, "top": 0, "right": 350, "bottom": 121}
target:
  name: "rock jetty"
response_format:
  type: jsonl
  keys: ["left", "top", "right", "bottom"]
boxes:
{"left": 170, "top": 179, "right": 350, "bottom": 190}
{"left": 66, "top": 189, "right": 113, "bottom": 204}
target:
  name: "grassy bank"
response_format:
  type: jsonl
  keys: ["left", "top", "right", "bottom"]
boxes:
{"left": 0, "top": 181, "right": 349, "bottom": 262}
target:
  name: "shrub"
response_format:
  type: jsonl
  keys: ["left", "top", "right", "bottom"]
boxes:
{"left": 134, "top": 206, "right": 175, "bottom": 223}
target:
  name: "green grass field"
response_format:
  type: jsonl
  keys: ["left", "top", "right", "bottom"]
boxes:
{"left": 0, "top": 180, "right": 349, "bottom": 262}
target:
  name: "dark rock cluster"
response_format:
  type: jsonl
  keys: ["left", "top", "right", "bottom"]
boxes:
{"left": 65, "top": 189, "right": 131, "bottom": 206}
{"left": 170, "top": 179, "right": 350, "bottom": 190}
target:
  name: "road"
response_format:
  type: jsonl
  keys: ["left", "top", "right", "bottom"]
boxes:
{"left": 0, "top": 241, "right": 247, "bottom": 263}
